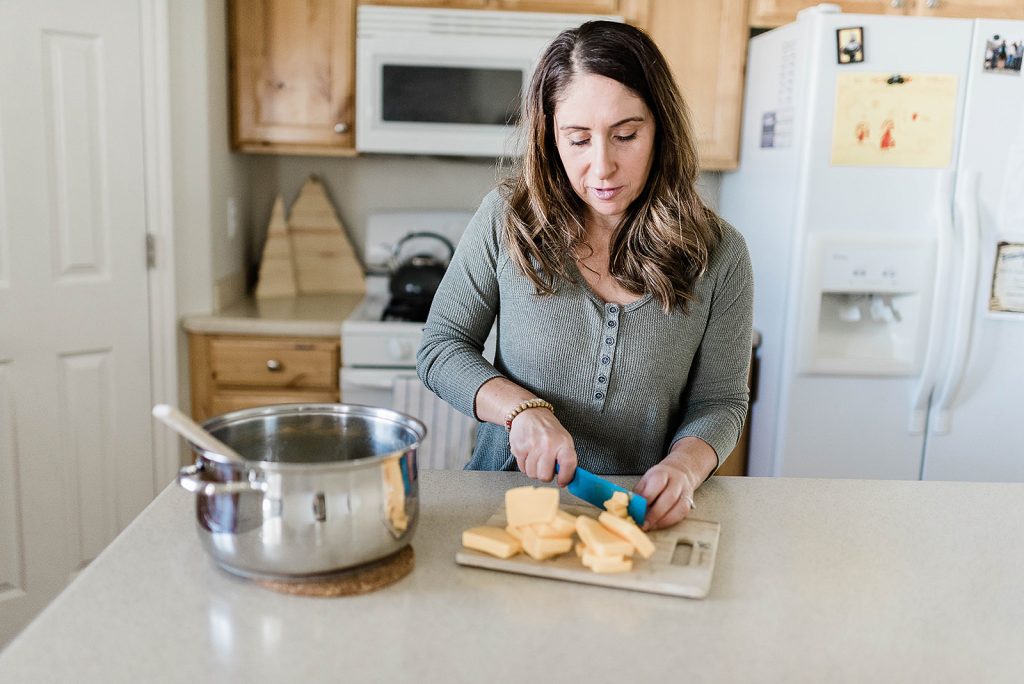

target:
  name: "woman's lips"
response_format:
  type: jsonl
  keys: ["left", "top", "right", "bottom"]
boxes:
{"left": 591, "top": 186, "right": 622, "bottom": 201}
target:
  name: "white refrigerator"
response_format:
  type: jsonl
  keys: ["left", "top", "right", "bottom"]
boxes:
{"left": 719, "top": 7, "right": 1024, "bottom": 481}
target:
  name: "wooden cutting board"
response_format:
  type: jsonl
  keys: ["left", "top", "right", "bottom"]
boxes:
{"left": 455, "top": 505, "right": 720, "bottom": 599}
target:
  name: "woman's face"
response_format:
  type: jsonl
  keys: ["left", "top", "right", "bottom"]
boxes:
{"left": 553, "top": 72, "right": 656, "bottom": 232}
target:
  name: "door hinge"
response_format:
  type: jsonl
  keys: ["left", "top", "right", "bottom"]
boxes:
{"left": 146, "top": 233, "right": 156, "bottom": 269}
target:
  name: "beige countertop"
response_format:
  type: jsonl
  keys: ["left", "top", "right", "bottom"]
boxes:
{"left": 181, "top": 293, "right": 364, "bottom": 337}
{"left": 1, "top": 471, "right": 1021, "bottom": 682}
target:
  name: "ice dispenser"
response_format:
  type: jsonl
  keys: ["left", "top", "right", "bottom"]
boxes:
{"left": 798, "top": 234, "right": 934, "bottom": 375}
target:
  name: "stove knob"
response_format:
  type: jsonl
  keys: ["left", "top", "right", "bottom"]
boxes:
{"left": 387, "top": 338, "right": 413, "bottom": 361}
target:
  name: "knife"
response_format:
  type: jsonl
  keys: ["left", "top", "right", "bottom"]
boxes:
{"left": 557, "top": 464, "right": 647, "bottom": 526}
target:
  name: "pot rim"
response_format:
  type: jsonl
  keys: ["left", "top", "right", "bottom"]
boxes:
{"left": 192, "top": 403, "right": 427, "bottom": 473}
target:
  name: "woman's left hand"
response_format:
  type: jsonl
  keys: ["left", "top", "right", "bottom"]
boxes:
{"left": 633, "top": 437, "right": 717, "bottom": 531}
{"left": 632, "top": 462, "right": 698, "bottom": 531}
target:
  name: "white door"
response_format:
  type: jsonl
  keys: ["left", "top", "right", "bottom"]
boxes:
{"left": 0, "top": 0, "right": 156, "bottom": 645}
{"left": 921, "top": 20, "right": 1024, "bottom": 482}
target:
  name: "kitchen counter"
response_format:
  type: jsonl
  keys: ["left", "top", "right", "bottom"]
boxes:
{"left": 2, "top": 472, "right": 1020, "bottom": 682}
{"left": 181, "top": 293, "right": 364, "bottom": 337}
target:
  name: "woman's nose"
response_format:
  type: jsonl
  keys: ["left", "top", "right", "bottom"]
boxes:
{"left": 591, "top": 140, "right": 615, "bottom": 179}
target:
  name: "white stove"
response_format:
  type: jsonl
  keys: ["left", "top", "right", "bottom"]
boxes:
{"left": 340, "top": 210, "right": 482, "bottom": 469}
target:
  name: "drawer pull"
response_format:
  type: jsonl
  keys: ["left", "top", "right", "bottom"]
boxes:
{"left": 266, "top": 359, "right": 283, "bottom": 372}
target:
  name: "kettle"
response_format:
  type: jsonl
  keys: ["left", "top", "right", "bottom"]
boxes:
{"left": 388, "top": 231, "right": 456, "bottom": 306}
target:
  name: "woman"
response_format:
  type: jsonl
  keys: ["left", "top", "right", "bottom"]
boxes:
{"left": 417, "top": 21, "right": 753, "bottom": 530}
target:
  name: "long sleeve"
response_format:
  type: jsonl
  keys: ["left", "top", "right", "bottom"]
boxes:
{"left": 416, "top": 191, "right": 506, "bottom": 419}
{"left": 671, "top": 225, "right": 754, "bottom": 471}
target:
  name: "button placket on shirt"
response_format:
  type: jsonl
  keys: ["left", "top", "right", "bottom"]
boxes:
{"left": 593, "top": 304, "right": 619, "bottom": 408}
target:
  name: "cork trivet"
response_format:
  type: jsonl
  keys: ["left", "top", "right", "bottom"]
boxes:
{"left": 254, "top": 546, "right": 414, "bottom": 597}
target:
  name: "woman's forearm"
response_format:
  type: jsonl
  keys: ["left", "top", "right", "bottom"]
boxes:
{"left": 473, "top": 377, "right": 540, "bottom": 426}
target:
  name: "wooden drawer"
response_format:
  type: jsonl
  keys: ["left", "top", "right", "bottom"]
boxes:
{"left": 209, "top": 338, "right": 338, "bottom": 389}
{"left": 210, "top": 389, "right": 341, "bottom": 417}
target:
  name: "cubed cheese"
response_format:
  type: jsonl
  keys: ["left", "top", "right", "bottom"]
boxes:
{"left": 505, "top": 525, "right": 524, "bottom": 541}
{"left": 575, "top": 515, "right": 634, "bottom": 557}
{"left": 531, "top": 509, "right": 577, "bottom": 538}
{"left": 574, "top": 541, "right": 587, "bottom": 558}
{"left": 581, "top": 549, "right": 633, "bottom": 574}
{"left": 598, "top": 511, "right": 656, "bottom": 559}
{"left": 505, "top": 486, "right": 559, "bottom": 527}
{"left": 521, "top": 526, "right": 573, "bottom": 560}
{"left": 603, "top": 491, "right": 630, "bottom": 518}
{"left": 462, "top": 526, "right": 521, "bottom": 559}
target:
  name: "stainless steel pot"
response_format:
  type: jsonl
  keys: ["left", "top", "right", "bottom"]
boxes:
{"left": 176, "top": 403, "right": 426, "bottom": 580}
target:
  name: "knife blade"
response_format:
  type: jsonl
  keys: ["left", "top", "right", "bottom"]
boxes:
{"left": 559, "top": 465, "right": 647, "bottom": 526}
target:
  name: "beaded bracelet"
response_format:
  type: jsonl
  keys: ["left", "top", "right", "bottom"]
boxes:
{"left": 504, "top": 398, "right": 555, "bottom": 432}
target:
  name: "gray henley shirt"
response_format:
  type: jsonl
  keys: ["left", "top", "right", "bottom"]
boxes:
{"left": 417, "top": 189, "right": 753, "bottom": 475}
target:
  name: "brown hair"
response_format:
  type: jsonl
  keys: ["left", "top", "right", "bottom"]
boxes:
{"left": 500, "top": 20, "right": 722, "bottom": 313}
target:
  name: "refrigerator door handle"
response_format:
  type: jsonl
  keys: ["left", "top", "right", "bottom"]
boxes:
{"left": 930, "top": 171, "right": 981, "bottom": 434}
{"left": 908, "top": 171, "right": 955, "bottom": 434}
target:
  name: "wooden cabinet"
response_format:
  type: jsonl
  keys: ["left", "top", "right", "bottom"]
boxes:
{"left": 750, "top": 0, "right": 1024, "bottom": 27}
{"left": 367, "top": 0, "right": 648, "bottom": 22}
{"left": 229, "top": 0, "right": 357, "bottom": 155}
{"left": 643, "top": 0, "right": 750, "bottom": 170}
{"left": 189, "top": 333, "right": 340, "bottom": 422}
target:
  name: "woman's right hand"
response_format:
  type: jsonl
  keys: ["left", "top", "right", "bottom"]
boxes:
{"left": 508, "top": 408, "right": 578, "bottom": 486}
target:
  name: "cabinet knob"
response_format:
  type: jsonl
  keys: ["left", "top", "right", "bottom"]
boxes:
{"left": 925, "top": 0, "right": 939, "bottom": 7}
{"left": 890, "top": 0, "right": 904, "bottom": 7}
{"left": 334, "top": 122, "right": 349, "bottom": 134}
{"left": 266, "top": 359, "right": 283, "bottom": 372}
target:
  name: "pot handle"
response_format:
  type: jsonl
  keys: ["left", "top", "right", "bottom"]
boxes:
{"left": 177, "top": 462, "right": 269, "bottom": 496}
{"left": 390, "top": 231, "right": 456, "bottom": 267}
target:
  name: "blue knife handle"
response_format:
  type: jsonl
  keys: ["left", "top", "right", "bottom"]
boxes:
{"left": 557, "top": 464, "right": 647, "bottom": 526}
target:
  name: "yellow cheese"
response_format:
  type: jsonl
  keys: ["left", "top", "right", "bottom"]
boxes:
{"left": 531, "top": 509, "right": 577, "bottom": 538}
{"left": 574, "top": 541, "right": 587, "bottom": 558}
{"left": 598, "top": 511, "right": 656, "bottom": 559}
{"left": 603, "top": 491, "right": 630, "bottom": 518}
{"left": 504, "top": 486, "right": 559, "bottom": 527}
{"left": 582, "top": 549, "right": 633, "bottom": 574}
{"left": 462, "top": 526, "right": 522, "bottom": 559}
{"left": 575, "top": 515, "right": 634, "bottom": 557}
{"left": 505, "top": 525, "right": 524, "bottom": 541}
{"left": 521, "top": 526, "right": 573, "bottom": 560}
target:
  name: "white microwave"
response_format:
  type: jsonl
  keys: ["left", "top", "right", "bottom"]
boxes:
{"left": 355, "top": 6, "right": 619, "bottom": 158}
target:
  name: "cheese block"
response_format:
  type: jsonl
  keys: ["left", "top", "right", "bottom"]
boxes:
{"left": 581, "top": 549, "right": 633, "bottom": 574}
{"left": 531, "top": 509, "right": 577, "bottom": 538}
{"left": 521, "top": 526, "right": 573, "bottom": 561}
{"left": 504, "top": 486, "right": 559, "bottom": 527}
{"left": 598, "top": 511, "right": 656, "bottom": 559}
{"left": 462, "top": 526, "right": 521, "bottom": 559}
{"left": 505, "top": 525, "right": 524, "bottom": 541}
{"left": 574, "top": 541, "right": 587, "bottom": 558}
{"left": 603, "top": 491, "right": 630, "bottom": 518}
{"left": 575, "top": 515, "right": 634, "bottom": 557}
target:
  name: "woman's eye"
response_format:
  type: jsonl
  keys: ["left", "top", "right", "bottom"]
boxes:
{"left": 615, "top": 132, "right": 639, "bottom": 143}
{"left": 569, "top": 138, "right": 590, "bottom": 147}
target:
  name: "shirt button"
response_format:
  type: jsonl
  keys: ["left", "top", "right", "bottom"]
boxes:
{"left": 605, "top": 337, "right": 613, "bottom": 345}
{"left": 595, "top": 392, "right": 604, "bottom": 400}
{"left": 601, "top": 356, "right": 610, "bottom": 364}
{"left": 598, "top": 375, "right": 606, "bottom": 383}
{"left": 607, "top": 320, "right": 616, "bottom": 328}
{"left": 608, "top": 305, "right": 618, "bottom": 313}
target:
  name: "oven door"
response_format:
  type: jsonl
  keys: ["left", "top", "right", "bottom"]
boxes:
{"left": 340, "top": 367, "right": 478, "bottom": 470}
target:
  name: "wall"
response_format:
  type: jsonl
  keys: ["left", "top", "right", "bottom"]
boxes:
{"left": 244, "top": 154, "right": 721, "bottom": 276}
{"left": 168, "top": 0, "right": 249, "bottom": 408}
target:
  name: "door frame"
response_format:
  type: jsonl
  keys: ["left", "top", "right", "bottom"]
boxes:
{"left": 141, "top": 0, "right": 179, "bottom": 489}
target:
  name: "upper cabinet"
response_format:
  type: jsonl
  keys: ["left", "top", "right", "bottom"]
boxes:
{"left": 750, "top": 0, "right": 1024, "bottom": 27}
{"left": 229, "top": 0, "right": 747, "bottom": 168}
{"left": 230, "top": 0, "right": 357, "bottom": 155}
{"left": 643, "top": 0, "right": 749, "bottom": 170}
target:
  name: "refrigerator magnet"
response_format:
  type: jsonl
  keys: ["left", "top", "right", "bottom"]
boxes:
{"left": 982, "top": 34, "right": 1022, "bottom": 75}
{"left": 837, "top": 27, "right": 864, "bottom": 65}
{"left": 989, "top": 242, "right": 1024, "bottom": 314}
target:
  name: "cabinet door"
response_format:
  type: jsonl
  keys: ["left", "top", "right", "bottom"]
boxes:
{"left": 494, "top": 0, "right": 649, "bottom": 23}
{"left": 908, "top": 0, "right": 1024, "bottom": 19}
{"left": 645, "top": 0, "right": 749, "bottom": 170}
{"left": 230, "top": 0, "right": 356, "bottom": 154}
{"left": 749, "top": 0, "right": 899, "bottom": 27}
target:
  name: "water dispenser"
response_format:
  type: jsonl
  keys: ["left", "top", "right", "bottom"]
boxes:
{"left": 797, "top": 234, "right": 935, "bottom": 375}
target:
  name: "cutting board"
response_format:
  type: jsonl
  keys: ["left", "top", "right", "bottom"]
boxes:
{"left": 455, "top": 505, "right": 720, "bottom": 599}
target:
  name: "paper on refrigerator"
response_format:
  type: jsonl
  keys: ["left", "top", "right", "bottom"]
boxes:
{"left": 830, "top": 73, "right": 958, "bottom": 168}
